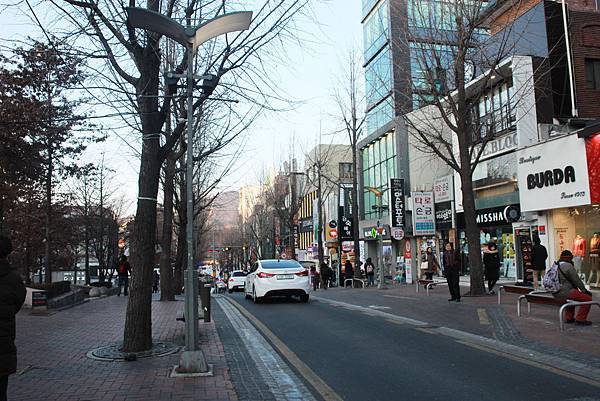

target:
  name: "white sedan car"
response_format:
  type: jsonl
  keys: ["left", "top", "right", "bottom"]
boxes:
{"left": 228, "top": 270, "right": 247, "bottom": 293}
{"left": 244, "top": 259, "right": 310, "bottom": 303}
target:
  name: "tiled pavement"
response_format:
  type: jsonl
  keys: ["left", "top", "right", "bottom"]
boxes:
{"left": 11, "top": 295, "right": 237, "bottom": 401}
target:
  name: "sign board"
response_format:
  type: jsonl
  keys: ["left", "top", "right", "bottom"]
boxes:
{"left": 342, "top": 241, "right": 354, "bottom": 252}
{"left": 339, "top": 206, "right": 353, "bottom": 240}
{"left": 329, "top": 229, "right": 338, "bottom": 238}
{"left": 517, "top": 134, "right": 591, "bottom": 212}
{"left": 391, "top": 227, "right": 404, "bottom": 240}
{"left": 435, "top": 201, "right": 453, "bottom": 230}
{"left": 472, "top": 132, "right": 518, "bottom": 162}
{"left": 32, "top": 291, "right": 47, "bottom": 308}
{"left": 339, "top": 162, "right": 354, "bottom": 182}
{"left": 405, "top": 258, "right": 413, "bottom": 284}
{"left": 412, "top": 191, "right": 436, "bottom": 236}
{"left": 364, "top": 225, "right": 389, "bottom": 241}
{"left": 389, "top": 178, "right": 405, "bottom": 228}
{"left": 434, "top": 175, "right": 454, "bottom": 203}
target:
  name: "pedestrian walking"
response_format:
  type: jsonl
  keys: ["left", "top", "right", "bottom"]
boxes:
{"left": 365, "top": 257, "right": 375, "bottom": 287}
{"left": 421, "top": 247, "right": 440, "bottom": 281}
{"left": 483, "top": 242, "right": 500, "bottom": 295}
{"left": 443, "top": 243, "right": 461, "bottom": 302}
{"left": 310, "top": 265, "right": 319, "bottom": 291}
{"left": 152, "top": 270, "right": 160, "bottom": 294}
{"left": 531, "top": 235, "right": 548, "bottom": 289}
{"left": 0, "top": 236, "right": 26, "bottom": 401}
{"left": 320, "top": 262, "right": 330, "bottom": 290}
{"left": 551, "top": 250, "right": 594, "bottom": 325}
{"left": 344, "top": 260, "right": 354, "bottom": 288}
{"left": 116, "top": 255, "right": 131, "bottom": 296}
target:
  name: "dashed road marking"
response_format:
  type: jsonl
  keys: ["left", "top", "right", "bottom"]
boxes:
{"left": 477, "top": 308, "right": 491, "bottom": 325}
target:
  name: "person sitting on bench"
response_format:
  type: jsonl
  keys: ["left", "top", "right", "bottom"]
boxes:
{"left": 553, "top": 250, "right": 594, "bottom": 326}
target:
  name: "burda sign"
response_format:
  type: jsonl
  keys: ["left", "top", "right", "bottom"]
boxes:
{"left": 517, "top": 134, "right": 591, "bottom": 212}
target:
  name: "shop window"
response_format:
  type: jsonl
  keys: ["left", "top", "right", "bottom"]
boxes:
{"left": 585, "top": 58, "right": 600, "bottom": 90}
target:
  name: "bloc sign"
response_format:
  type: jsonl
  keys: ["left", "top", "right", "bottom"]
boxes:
{"left": 412, "top": 191, "right": 436, "bottom": 236}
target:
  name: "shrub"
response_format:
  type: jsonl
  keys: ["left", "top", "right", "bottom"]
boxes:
{"left": 29, "top": 281, "right": 71, "bottom": 299}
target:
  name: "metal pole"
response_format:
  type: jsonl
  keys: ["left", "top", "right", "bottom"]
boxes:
{"left": 184, "top": 44, "right": 199, "bottom": 352}
{"left": 377, "top": 195, "right": 384, "bottom": 289}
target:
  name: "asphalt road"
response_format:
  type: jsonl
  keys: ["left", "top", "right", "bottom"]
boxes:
{"left": 226, "top": 292, "right": 600, "bottom": 401}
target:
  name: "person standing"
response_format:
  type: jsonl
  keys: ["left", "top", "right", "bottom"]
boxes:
{"left": 152, "top": 270, "right": 160, "bottom": 294}
{"left": 553, "top": 250, "right": 594, "bottom": 325}
{"left": 0, "top": 236, "right": 27, "bottom": 401}
{"left": 531, "top": 235, "right": 548, "bottom": 289}
{"left": 344, "top": 260, "right": 354, "bottom": 288}
{"left": 365, "top": 257, "right": 375, "bottom": 287}
{"left": 443, "top": 243, "right": 461, "bottom": 302}
{"left": 116, "top": 255, "right": 131, "bottom": 296}
{"left": 422, "top": 247, "right": 440, "bottom": 281}
{"left": 483, "top": 242, "right": 501, "bottom": 295}
{"left": 310, "top": 265, "right": 319, "bottom": 291}
{"left": 320, "top": 262, "right": 330, "bottom": 290}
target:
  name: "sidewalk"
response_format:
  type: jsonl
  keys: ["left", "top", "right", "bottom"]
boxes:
{"left": 313, "top": 280, "right": 600, "bottom": 363}
{"left": 12, "top": 295, "right": 236, "bottom": 401}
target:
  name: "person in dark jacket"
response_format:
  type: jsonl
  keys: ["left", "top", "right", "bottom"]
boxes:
{"left": 152, "top": 270, "right": 160, "bottom": 294}
{"left": 553, "top": 250, "right": 594, "bottom": 325}
{"left": 365, "top": 258, "right": 375, "bottom": 287}
{"left": 344, "top": 260, "right": 354, "bottom": 287}
{"left": 483, "top": 242, "right": 501, "bottom": 295}
{"left": 443, "top": 243, "right": 461, "bottom": 302}
{"left": 0, "top": 236, "right": 27, "bottom": 401}
{"left": 116, "top": 255, "right": 131, "bottom": 296}
{"left": 320, "top": 262, "right": 330, "bottom": 290}
{"left": 531, "top": 235, "right": 548, "bottom": 289}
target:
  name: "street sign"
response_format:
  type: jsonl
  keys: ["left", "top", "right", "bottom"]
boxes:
{"left": 391, "top": 227, "right": 404, "bottom": 240}
{"left": 328, "top": 220, "right": 337, "bottom": 229}
{"left": 329, "top": 229, "right": 338, "bottom": 238}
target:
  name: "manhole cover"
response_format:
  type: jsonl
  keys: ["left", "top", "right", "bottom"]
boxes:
{"left": 87, "top": 341, "right": 180, "bottom": 362}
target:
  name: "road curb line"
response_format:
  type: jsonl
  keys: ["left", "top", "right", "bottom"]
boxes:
{"left": 225, "top": 297, "right": 344, "bottom": 401}
{"left": 313, "top": 295, "right": 600, "bottom": 386}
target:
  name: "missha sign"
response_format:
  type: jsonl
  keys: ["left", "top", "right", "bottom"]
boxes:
{"left": 517, "top": 134, "right": 591, "bottom": 212}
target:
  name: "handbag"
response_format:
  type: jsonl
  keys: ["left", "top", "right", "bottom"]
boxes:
{"left": 420, "top": 261, "right": 429, "bottom": 271}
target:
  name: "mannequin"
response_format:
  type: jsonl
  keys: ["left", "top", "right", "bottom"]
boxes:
{"left": 573, "top": 235, "right": 586, "bottom": 275}
{"left": 588, "top": 233, "right": 600, "bottom": 287}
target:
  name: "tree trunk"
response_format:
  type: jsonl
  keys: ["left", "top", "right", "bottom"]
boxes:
{"left": 123, "top": 49, "right": 162, "bottom": 352}
{"left": 351, "top": 143, "right": 361, "bottom": 278}
{"left": 44, "top": 147, "right": 53, "bottom": 284}
{"left": 159, "top": 153, "right": 176, "bottom": 301}
{"left": 461, "top": 170, "right": 485, "bottom": 295}
{"left": 317, "top": 167, "right": 324, "bottom": 265}
{"left": 173, "top": 162, "right": 187, "bottom": 295}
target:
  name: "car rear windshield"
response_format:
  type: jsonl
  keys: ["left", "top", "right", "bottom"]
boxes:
{"left": 261, "top": 260, "right": 302, "bottom": 269}
{"left": 232, "top": 271, "right": 247, "bottom": 277}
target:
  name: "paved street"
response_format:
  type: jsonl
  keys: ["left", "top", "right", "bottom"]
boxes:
{"left": 218, "top": 287, "right": 600, "bottom": 401}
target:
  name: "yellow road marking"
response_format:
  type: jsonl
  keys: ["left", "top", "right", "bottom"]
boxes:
{"left": 226, "top": 297, "right": 344, "bottom": 401}
{"left": 477, "top": 308, "right": 491, "bottom": 325}
{"left": 455, "top": 340, "right": 600, "bottom": 388}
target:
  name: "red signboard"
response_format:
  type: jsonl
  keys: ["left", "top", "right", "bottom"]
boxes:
{"left": 586, "top": 134, "right": 600, "bottom": 203}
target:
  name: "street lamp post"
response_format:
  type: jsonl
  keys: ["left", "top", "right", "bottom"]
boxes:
{"left": 126, "top": 7, "right": 252, "bottom": 374}
{"left": 366, "top": 187, "right": 388, "bottom": 289}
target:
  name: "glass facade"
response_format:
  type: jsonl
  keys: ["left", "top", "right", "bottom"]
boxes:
{"left": 366, "top": 97, "right": 394, "bottom": 135}
{"left": 363, "top": 0, "right": 389, "bottom": 61}
{"left": 365, "top": 48, "right": 392, "bottom": 107}
{"left": 362, "top": 131, "right": 397, "bottom": 219}
{"left": 474, "top": 80, "right": 516, "bottom": 139}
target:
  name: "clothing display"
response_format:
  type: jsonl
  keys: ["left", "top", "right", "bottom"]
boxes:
{"left": 590, "top": 234, "right": 599, "bottom": 257}
{"left": 573, "top": 235, "right": 586, "bottom": 257}
{"left": 573, "top": 256, "right": 583, "bottom": 273}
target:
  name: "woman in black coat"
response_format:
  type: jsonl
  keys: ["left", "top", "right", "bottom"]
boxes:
{"left": 483, "top": 242, "right": 501, "bottom": 295}
{"left": 0, "top": 236, "right": 27, "bottom": 401}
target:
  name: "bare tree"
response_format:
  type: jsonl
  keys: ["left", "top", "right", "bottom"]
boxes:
{"left": 52, "top": 0, "right": 315, "bottom": 351}
{"left": 332, "top": 49, "right": 366, "bottom": 275}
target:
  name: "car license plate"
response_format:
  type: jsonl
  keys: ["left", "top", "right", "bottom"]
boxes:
{"left": 277, "top": 274, "right": 294, "bottom": 280}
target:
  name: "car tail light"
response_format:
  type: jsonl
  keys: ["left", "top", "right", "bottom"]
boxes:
{"left": 257, "top": 272, "right": 275, "bottom": 279}
{"left": 295, "top": 270, "right": 309, "bottom": 277}
{"left": 229, "top": 278, "right": 234, "bottom": 282}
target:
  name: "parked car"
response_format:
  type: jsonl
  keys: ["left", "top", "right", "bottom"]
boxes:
{"left": 244, "top": 259, "right": 310, "bottom": 303}
{"left": 228, "top": 270, "right": 247, "bottom": 293}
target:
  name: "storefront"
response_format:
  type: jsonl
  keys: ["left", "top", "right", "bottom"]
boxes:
{"left": 517, "top": 132, "right": 600, "bottom": 285}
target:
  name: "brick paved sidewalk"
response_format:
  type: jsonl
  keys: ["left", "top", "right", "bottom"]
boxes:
{"left": 11, "top": 295, "right": 236, "bottom": 401}
{"left": 313, "top": 282, "right": 600, "bottom": 362}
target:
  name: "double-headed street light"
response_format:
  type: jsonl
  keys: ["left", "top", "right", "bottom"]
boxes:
{"left": 126, "top": 7, "right": 252, "bottom": 374}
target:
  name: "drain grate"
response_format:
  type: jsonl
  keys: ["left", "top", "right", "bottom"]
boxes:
{"left": 86, "top": 341, "right": 180, "bottom": 362}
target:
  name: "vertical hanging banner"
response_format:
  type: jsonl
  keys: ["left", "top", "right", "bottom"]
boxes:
{"left": 412, "top": 191, "right": 436, "bottom": 236}
{"left": 389, "top": 178, "right": 405, "bottom": 228}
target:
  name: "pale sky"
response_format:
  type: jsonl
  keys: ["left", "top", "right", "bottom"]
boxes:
{"left": 0, "top": 0, "right": 363, "bottom": 214}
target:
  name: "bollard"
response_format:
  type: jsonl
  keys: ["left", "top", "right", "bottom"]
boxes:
{"left": 199, "top": 283, "right": 211, "bottom": 323}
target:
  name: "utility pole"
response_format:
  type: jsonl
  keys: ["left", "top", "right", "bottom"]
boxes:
{"left": 367, "top": 187, "right": 387, "bottom": 289}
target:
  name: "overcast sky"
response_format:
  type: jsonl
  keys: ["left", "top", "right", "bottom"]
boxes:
{"left": 0, "top": 0, "right": 363, "bottom": 214}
